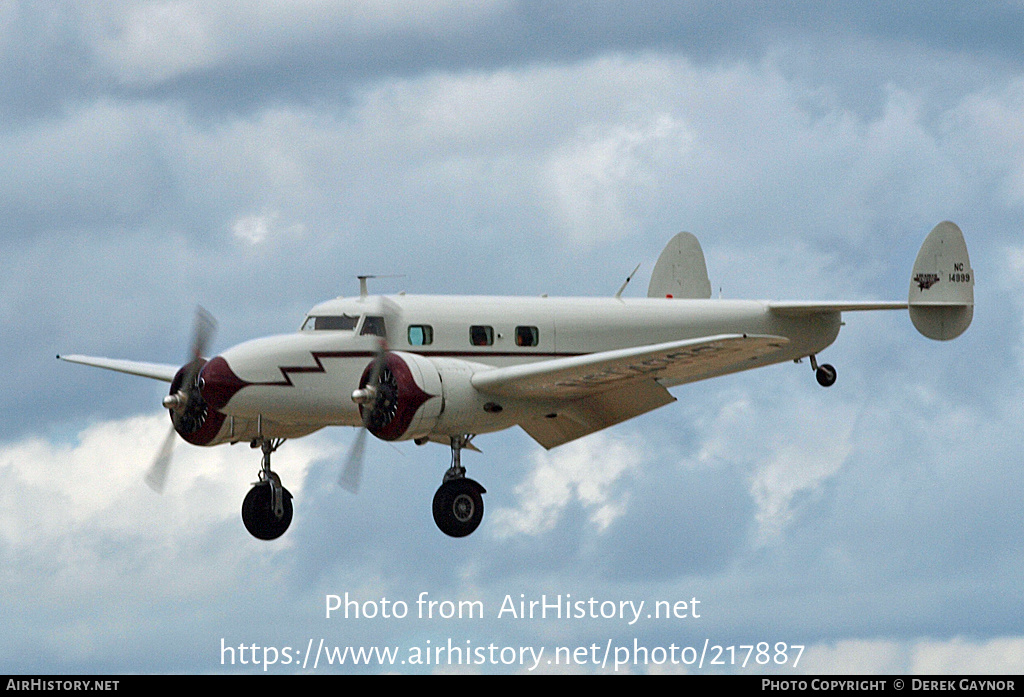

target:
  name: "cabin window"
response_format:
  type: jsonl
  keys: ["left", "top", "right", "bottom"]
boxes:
{"left": 302, "top": 314, "right": 359, "bottom": 331}
{"left": 515, "top": 326, "right": 539, "bottom": 347}
{"left": 408, "top": 325, "right": 433, "bottom": 346}
{"left": 360, "top": 315, "right": 387, "bottom": 337}
{"left": 469, "top": 325, "right": 494, "bottom": 346}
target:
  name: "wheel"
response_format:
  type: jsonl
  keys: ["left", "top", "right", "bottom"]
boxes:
{"left": 241, "top": 482, "right": 294, "bottom": 540}
{"left": 816, "top": 363, "right": 837, "bottom": 387}
{"left": 432, "top": 478, "right": 485, "bottom": 538}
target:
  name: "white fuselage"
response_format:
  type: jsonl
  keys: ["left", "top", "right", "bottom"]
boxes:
{"left": 209, "top": 294, "right": 840, "bottom": 445}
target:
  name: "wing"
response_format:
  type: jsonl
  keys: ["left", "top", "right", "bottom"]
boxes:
{"left": 57, "top": 354, "right": 180, "bottom": 382}
{"left": 472, "top": 333, "right": 790, "bottom": 398}
{"left": 472, "top": 333, "right": 789, "bottom": 448}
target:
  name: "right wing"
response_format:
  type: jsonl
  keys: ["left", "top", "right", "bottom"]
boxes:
{"left": 57, "top": 354, "right": 180, "bottom": 382}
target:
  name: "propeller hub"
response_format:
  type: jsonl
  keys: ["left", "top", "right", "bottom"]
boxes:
{"left": 162, "top": 390, "right": 188, "bottom": 411}
{"left": 351, "top": 385, "right": 377, "bottom": 405}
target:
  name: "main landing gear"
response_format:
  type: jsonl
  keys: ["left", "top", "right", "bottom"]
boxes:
{"left": 239, "top": 433, "right": 487, "bottom": 540}
{"left": 241, "top": 438, "right": 293, "bottom": 540}
{"left": 432, "top": 435, "right": 486, "bottom": 538}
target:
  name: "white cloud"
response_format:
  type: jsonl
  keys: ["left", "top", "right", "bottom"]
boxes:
{"left": 5, "top": 52, "right": 1013, "bottom": 271}
{"left": 88, "top": 0, "right": 512, "bottom": 86}
{"left": 947, "top": 78, "right": 1024, "bottom": 207}
{"left": 795, "top": 639, "right": 907, "bottom": 675}
{"left": 232, "top": 210, "right": 305, "bottom": 245}
{"left": 693, "top": 391, "right": 757, "bottom": 467}
{"left": 541, "top": 113, "right": 693, "bottom": 245}
{"left": 910, "top": 637, "right": 1024, "bottom": 675}
{"left": 794, "top": 637, "right": 1024, "bottom": 675}
{"left": 91, "top": 1, "right": 224, "bottom": 85}
{"left": 748, "top": 398, "right": 856, "bottom": 544}
{"left": 490, "top": 433, "right": 641, "bottom": 537}
{"left": 1000, "top": 245, "right": 1024, "bottom": 371}
{"left": 684, "top": 387, "right": 857, "bottom": 544}
{"left": 0, "top": 412, "right": 334, "bottom": 600}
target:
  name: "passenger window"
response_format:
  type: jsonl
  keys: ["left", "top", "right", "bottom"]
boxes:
{"left": 469, "top": 325, "right": 493, "bottom": 346}
{"left": 408, "top": 325, "right": 433, "bottom": 346}
{"left": 515, "top": 326, "right": 539, "bottom": 347}
{"left": 360, "top": 316, "right": 387, "bottom": 337}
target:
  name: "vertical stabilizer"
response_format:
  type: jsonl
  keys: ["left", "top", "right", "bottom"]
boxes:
{"left": 909, "top": 221, "right": 974, "bottom": 340}
{"left": 647, "top": 232, "right": 713, "bottom": 299}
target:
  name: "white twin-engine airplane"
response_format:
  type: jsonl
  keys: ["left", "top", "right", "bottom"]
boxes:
{"left": 60, "top": 221, "right": 973, "bottom": 540}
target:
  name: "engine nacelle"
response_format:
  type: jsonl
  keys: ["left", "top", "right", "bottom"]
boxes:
{"left": 356, "top": 351, "right": 500, "bottom": 441}
{"left": 167, "top": 357, "right": 228, "bottom": 446}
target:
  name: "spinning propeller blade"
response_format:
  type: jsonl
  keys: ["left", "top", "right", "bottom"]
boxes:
{"left": 339, "top": 337, "right": 387, "bottom": 493}
{"left": 145, "top": 425, "right": 177, "bottom": 493}
{"left": 339, "top": 293, "right": 401, "bottom": 493}
{"left": 180, "top": 306, "right": 216, "bottom": 393}
{"left": 339, "top": 428, "right": 367, "bottom": 493}
{"left": 148, "top": 306, "right": 217, "bottom": 493}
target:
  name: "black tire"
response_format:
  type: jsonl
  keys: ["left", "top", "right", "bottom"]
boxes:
{"left": 241, "top": 483, "right": 294, "bottom": 540}
{"left": 432, "top": 478, "right": 485, "bottom": 538}
{"left": 816, "top": 364, "right": 837, "bottom": 387}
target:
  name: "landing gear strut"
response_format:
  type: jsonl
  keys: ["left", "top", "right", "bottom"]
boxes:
{"left": 241, "top": 438, "right": 293, "bottom": 540}
{"left": 432, "top": 435, "right": 486, "bottom": 538}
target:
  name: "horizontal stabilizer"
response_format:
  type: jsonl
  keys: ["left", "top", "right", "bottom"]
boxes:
{"left": 767, "top": 300, "right": 907, "bottom": 315}
{"left": 908, "top": 221, "right": 974, "bottom": 340}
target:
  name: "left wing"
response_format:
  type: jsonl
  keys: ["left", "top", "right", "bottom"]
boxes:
{"left": 472, "top": 333, "right": 790, "bottom": 399}
{"left": 472, "top": 334, "right": 789, "bottom": 449}
{"left": 57, "top": 354, "right": 180, "bottom": 382}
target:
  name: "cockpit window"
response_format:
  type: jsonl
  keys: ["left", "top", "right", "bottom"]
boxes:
{"left": 302, "top": 315, "right": 359, "bottom": 331}
{"left": 360, "top": 315, "right": 387, "bottom": 337}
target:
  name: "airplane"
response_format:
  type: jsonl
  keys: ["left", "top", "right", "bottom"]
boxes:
{"left": 58, "top": 221, "right": 974, "bottom": 540}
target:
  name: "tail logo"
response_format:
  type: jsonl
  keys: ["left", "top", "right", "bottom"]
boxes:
{"left": 913, "top": 273, "right": 940, "bottom": 290}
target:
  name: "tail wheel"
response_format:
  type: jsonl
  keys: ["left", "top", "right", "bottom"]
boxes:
{"left": 816, "top": 364, "right": 837, "bottom": 387}
{"left": 242, "top": 482, "right": 294, "bottom": 540}
{"left": 432, "top": 478, "right": 485, "bottom": 538}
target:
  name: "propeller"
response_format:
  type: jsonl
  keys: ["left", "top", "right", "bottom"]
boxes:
{"left": 339, "top": 337, "right": 387, "bottom": 493}
{"left": 146, "top": 306, "right": 217, "bottom": 493}
{"left": 145, "top": 426, "right": 177, "bottom": 492}
{"left": 339, "top": 295, "right": 401, "bottom": 493}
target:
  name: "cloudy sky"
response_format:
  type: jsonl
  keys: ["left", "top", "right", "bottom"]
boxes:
{"left": 3, "top": 1, "right": 1023, "bottom": 675}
